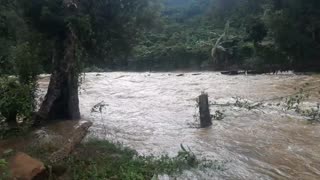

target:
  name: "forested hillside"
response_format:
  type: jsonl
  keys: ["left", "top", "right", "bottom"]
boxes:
{"left": 1, "top": 0, "right": 319, "bottom": 73}
{"left": 131, "top": 0, "right": 320, "bottom": 71}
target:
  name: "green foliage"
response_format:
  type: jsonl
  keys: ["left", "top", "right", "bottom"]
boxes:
{"left": 299, "top": 104, "right": 320, "bottom": 123}
{"left": 0, "top": 118, "right": 9, "bottom": 139}
{"left": 235, "top": 98, "right": 262, "bottom": 110}
{"left": 10, "top": 42, "right": 41, "bottom": 84}
{"left": 65, "top": 139, "right": 222, "bottom": 179}
{"left": 1, "top": 0, "right": 320, "bottom": 72}
{"left": 132, "top": 0, "right": 320, "bottom": 71}
{"left": 306, "top": 104, "right": 320, "bottom": 122}
{"left": 0, "top": 3, "right": 40, "bottom": 134}
{"left": 0, "top": 0, "right": 163, "bottom": 73}
{"left": 246, "top": 17, "right": 268, "bottom": 45}
{"left": 16, "top": 0, "right": 163, "bottom": 71}
{"left": 285, "top": 89, "right": 309, "bottom": 110}
{"left": 265, "top": 0, "right": 320, "bottom": 70}
{"left": 2, "top": 0, "right": 319, "bottom": 72}
{"left": 83, "top": 66, "right": 108, "bottom": 73}
{"left": 243, "top": 56, "right": 265, "bottom": 71}
{"left": 0, "top": 38, "right": 14, "bottom": 75}
{"left": 0, "top": 77, "right": 36, "bottom": 132}
{"left": 0, "top": 158, "right": 10, "bottom": 179}
{"left": 237, "top": 42, "right": 255, "bottom": 61}
{"left": 284, "top": 89, "right": 320, "bottom": 122}
{"left": 132, "top": 2, "right": 224, "bottom": 70}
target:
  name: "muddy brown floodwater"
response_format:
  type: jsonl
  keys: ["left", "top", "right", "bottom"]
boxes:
{"left": 37, "top": 72, "right": 320, "bottom": 180}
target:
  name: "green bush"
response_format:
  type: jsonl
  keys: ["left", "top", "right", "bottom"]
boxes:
{"left": 64, "top": 139, "right": 222, "bottom": 180}
{"left": 0, "top": 77, "right": 36, "bottom": 129}
{"left": 0, "top": 158, "right": 10, "bottom": 179}
{"left": 237, "top": 42, "right": 254, "bottom": 60}
{"left": 10, "top": 42, "right": 41, "bottom": 84}
{"left": 242, "top": 56, "right": 265, "bottom": 71}
{"left": 83, "top": 65, "right": 105, "bottom": 72}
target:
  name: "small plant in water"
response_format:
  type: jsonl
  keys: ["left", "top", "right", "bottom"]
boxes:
{"left": 234, "top": 98, "right": 262, "bottom": 110}
{"left": 91, "top": 101, "right": 108, "bottom": 113}
{"left": 284, "top": 88, "right": 309, "bottom": 111}
{"left": 300, "top": 104, "right": 320, "bottom": 123}
{"left": 212, "top": 110, "right": 225, "bottom": 120}
{"left": 283, "top": 89, "right": 320, "bottom": 122}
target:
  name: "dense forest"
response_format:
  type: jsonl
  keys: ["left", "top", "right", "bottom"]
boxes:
{"left": 1, "top": 0, "right": 320, "bottom": 74}
{"left": 131, "top": 0, "right": 320, "bottom": 71}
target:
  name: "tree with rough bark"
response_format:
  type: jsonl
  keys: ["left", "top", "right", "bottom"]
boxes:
{"left": 36, "top": 0, "right": 81, "bottom": 122}
{"left": 15, "top": 0, "right": 161, "bottom": 124}
{"left": 32, "top": 0, "right": 81, "bottom": 123}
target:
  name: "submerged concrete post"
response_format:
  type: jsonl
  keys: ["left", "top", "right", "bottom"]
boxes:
{"left": 199, "top": 93, "right": 212, "bottom": 128}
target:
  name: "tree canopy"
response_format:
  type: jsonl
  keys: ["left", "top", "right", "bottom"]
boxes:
{"left": 1, "top": 0, "right": 319, "bottom": 73}
{"left": 130, "top": 0, "right": 320, "bottom": 71}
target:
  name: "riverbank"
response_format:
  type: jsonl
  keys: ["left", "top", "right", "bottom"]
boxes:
{"left": 0, "top": 120, "right": 217, "bottom": 179}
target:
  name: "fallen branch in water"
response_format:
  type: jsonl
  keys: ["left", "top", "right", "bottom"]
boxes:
{"left": 210, "top": 98, "right": 263, "bottom": 110}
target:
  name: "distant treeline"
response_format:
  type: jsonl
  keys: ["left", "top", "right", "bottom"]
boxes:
{"left": 1, "top": 0, "right": 320, "bottom": 73}
{"left": 129, "top": 0, "right": 320, "bottom": 72}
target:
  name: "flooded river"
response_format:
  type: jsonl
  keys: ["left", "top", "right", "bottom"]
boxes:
{"left": 39, "top": 72, "right": 320, "bottom": 179}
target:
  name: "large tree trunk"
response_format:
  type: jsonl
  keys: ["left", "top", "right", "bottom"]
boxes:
{"left": 36, "top": 30, "right": 80, "bottom": 123}
{"left": 35, "top": 0, "right": 81, "bottom": 124}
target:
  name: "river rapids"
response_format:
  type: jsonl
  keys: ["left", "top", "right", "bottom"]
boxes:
{"left": 37, "top": 72, "right": 320, "bottom": 180}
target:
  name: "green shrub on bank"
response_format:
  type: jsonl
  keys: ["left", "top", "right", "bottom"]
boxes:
{"left": 0, "top": 158, "right": 10, "bottom": 179}
{"left": 65, "top": 139, "right": 222, "bottom": 180}
{"left": 0, "top": 77, "right": 36, "bottom": 138}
